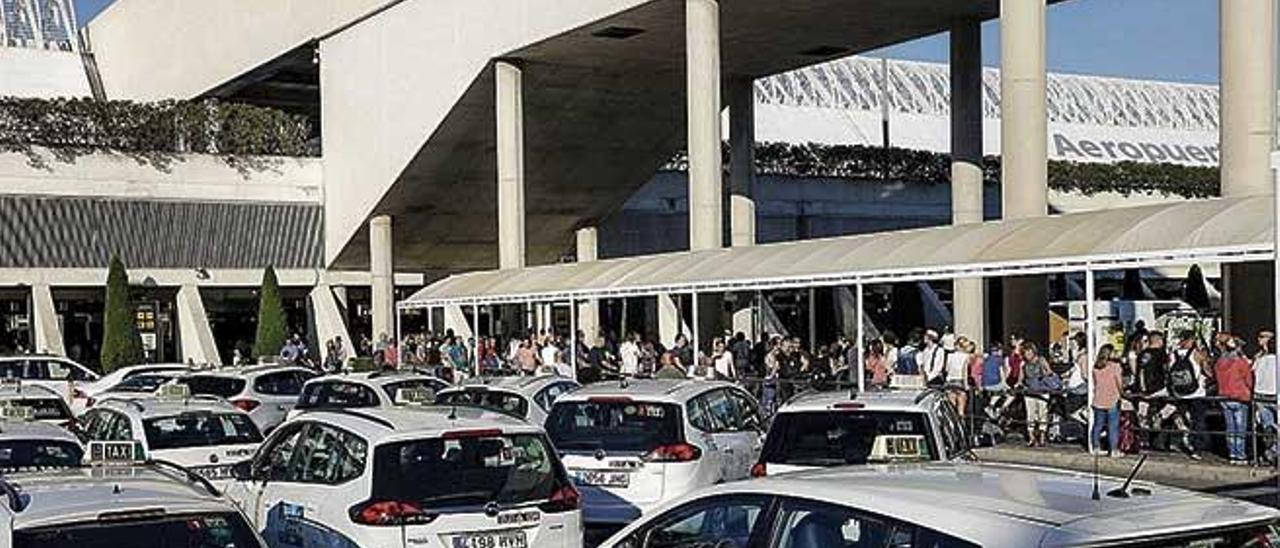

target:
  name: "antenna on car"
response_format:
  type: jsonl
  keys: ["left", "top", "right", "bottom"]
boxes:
{"left": 1091, "top": 451, "right": 1100, "bottom": 501}
{"left": 1106, "top": 454, "right": 1148, "bottom": 499}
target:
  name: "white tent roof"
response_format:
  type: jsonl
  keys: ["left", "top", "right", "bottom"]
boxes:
{"left": 400, "top": 196, "right": 1274, "bottom": 309}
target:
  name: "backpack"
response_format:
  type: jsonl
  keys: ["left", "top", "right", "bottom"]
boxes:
{"left": 897, "top": 347, "right": 919, "bottom": 375}
{"left": 1167, "top": 349, "right": 1199, "bottom": 397}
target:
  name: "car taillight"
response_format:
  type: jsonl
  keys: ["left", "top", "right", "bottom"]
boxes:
{"left": 231, "top": 399, "right": 260, "bottom": 412}
{"left": 539, "top": 484, "right": 580, "bottom": 513}
{"left": 349, "top": 500, "right": 437, "bottom": 526}
{"left": 642, "top": 443, "right": 701, "bottom": 463}
{"left": 750, "top": 462, "right": 767, "bottom": 478}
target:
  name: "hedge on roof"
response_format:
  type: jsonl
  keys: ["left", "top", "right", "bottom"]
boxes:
{"left": 664, "top": 142, "right": 1220, "bottom": 199}
{"left": 0, "top": 97, "right": 313, "bottom": 157}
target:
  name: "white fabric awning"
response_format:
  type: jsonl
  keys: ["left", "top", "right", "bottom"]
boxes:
{"left": 400, "top": 196, "right": 1274, "bottom": 309}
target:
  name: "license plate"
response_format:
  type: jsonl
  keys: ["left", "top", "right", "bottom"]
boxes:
{"left": 451, "top": 530, "right": 528, "bottom": 548}
{"left": 190, "top": 465, "right": 233, "bottom": 480}
{"left": 574, "top": 469, "right": 630, "bottom": 488}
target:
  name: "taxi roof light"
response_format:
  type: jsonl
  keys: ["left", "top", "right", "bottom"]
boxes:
{"left": 0, "top": 403, "right": 35, "bottom": 423}
{"left": 395, "top": 387, "right": 436, "bottom": 406}
{"left": 87, "top": 440, "right": 147, "bottom": 466}
{"left": 155, "top": 383, "right": 191, "bottom": 402}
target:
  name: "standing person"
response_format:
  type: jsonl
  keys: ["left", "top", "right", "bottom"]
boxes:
{"left": 881, "top": 331, "right": 900, "bottom": 378}
{"left": 1021, "top": 343, "right": 1055, "bottom": 448}
{"left": 865, "top": 339, "right": 890, "bottom": 389}
{"left": 919, "top": 330, "right": 946, "bottom": 387}
{"left": 540, "top": 335, "right": 560, "bottom": 371}
{"left": 710, "top": 337, "right": 736, "bottom": 381}
{"left": 1254, "top": 330, "right": 1278, "bottom": 464}
{"left": 1167, "top": 331, "right": 1208, "bottom": 459}
{"left": 943, "top": 336, "right": 971, "bottom": 417}
{"left": 730, "top": 332, "right": 751, "bottom": 381}
{"left": 672, "top": 334, "right": 694, "bottom": 370}
{"left": 323, "top": 339, "right": 340, "bottom": 373}
{"left": 1133, "top": 332, "right": 1169, "bottom": 449}
{"left": 896, "top": 330, "right": 922, "bottom": 380}
{"left": 515, "top": 340, "right": 539, "bottom": 375}
{"left": 1090, "top": 344, "right": 1125, "bottom": 456}
{"left": 618, "top": 333, "right": 641, "bottom": 377}
{"left": 980, "top": 341, "right": 1008, "bottom": 419}
{"left": 1216, "top": 336, "right": 1254, "bottom": 465}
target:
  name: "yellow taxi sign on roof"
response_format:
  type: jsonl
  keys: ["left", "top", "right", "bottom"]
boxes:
{"left": 869, "top": 434, "right": 928, "bottom": 462}
{"left": 395, "top": 387, "right": 436, "bottom": 406}
{"left": 0, "top": 403, "right": 33, "bottom": 422}
{"left": 87, "top": 440, "right": 146, "bottom": 465}
{"left": 155, "top": 383, "right": 191, "bottom": 401}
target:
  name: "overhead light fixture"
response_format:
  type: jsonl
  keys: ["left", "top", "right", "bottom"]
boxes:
{"left": 591, "top": 26, "right": 646, "bottom": 40}
{"left": 799, "top": 45, "right": 851, "bottom": 57}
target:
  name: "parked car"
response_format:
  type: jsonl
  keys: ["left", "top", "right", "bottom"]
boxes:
{"left": 545, "top": 379, "right": 764, "bottom": 526}
{"left": 0, "top": 383, "right": 74, "bottom": 427}
{"left": 177, "top": 365, "right": 317, "bottom": 433}
{"left": 0, "top": 419, "right": 82, "bottom": 469}
{"left": 71, "top": 363, "right": 191, "bottom": 413}
{"left": 225, "top": 406, "right": 583, "bottom": 548}
{"left": 0, "top": 355, "right": 99, "bottom": 409}
{"left": 286, "top": 370, "right": 451, "bottom": 420}
{"left": 436, "top": 374, "right": 580, "bottom": 425}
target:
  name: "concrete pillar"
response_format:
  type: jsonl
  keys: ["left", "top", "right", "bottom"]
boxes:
{"left": 999, "top": 0, "right": 1049, "bottom": 344}
{"left": 729, "top": 75, "right": 756, "bottom": 248}
{"left": 30, "top": 284, "right": 64, "bottom": 356}
{"left": 176, "top": 284, "right": 220, "bottom": 365}
{"left": 369, "top": 215, "right": 395, "bottom": 341}
{"left": 309, "top": 284, "right": 355, "bottom": 363}
{"left": 951, "top": 19, "right": 987, "bottom": 344}
{"left": 496, "top": 60, "right": 527, "bottom": 270}
{"left": 1220, "top": 0, "right": 1277, "bottom": 337}
{"left": 686, "top": 0, "right": 723, "bottom": 251}
{"left": 576, "top": 227, "right": 601, "bottom": 342}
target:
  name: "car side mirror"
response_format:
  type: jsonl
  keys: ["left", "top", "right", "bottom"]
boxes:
{"left": 231, "top": 460, "right": 254, "bottom": 481}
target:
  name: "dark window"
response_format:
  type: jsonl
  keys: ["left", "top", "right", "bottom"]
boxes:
{"left": 108, "top": 374, "right": 178, "bottom": 394}
{"left": 283, "top": 424, "right": 367, "bottom": 485}
{"left": 43, "top": 360, "right": 89, "bottom": 381}
{"left": 296, "top": 382, "right": 380, "bottom": 411}
{"left": 85, "top": 411, "right": 133, "bottom": 442}
{"left": 143, "top": 412, "right": 263, "bottom": 451}
{"left": 774, "top": 497, "right": 979, "bottom": 548}
{"left": 372, "top": 433, "right": 564, "bottom": 510}
{"left": 0, "top": 360, "right": 35, "bottom": 380}
{"left": 761, "top": 411, "right": 937, "bottom": 467}
{"left": 727, "top": 389, "right": 764, "bottom": 431}
{"left": 437, "top": 389, "right": 529, "bottom": 419}
{"left": 546, "top": 400, "right": 682, "bottom": 453}
{"left": 182, "top": 376, "right": 247, "bottom": 399}
{"left": 254, "top": 422, "right": 307, "bottom": 481}
{"left": 628, "top": 495, "right": 771, "bottom": 548}
{"left": 253, "top": 371, "right": 310, "bottom": 396}
{"left": 14, "top": 511, "right": 263, "bottom": 548}
{"left": 533, "top": 382, "right": 577, "bottom": 412}
{"left": 0, "top": 439, "right": 82, "bottom": 468}
{"left": 936, "top": 402, "right": 968, "bottom": 459}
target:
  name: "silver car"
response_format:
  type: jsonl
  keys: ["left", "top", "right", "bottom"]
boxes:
{"left": 177, "top": 366, "right": 317, "bottom": 433}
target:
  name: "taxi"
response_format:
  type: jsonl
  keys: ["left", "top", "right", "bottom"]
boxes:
{"left": 178, "top": 365, "right": 318, "bottom": 433}
{"left": 287, "top": 369, "right": 451, "bottom": 420}
{"left": 224, "top": 405, "right": 583, "bottom": 548}
{"left": 0, "top": 381, "right": 75, "bottom": 427}
{"left": 435, "top": 374, "right": 580, "bottom": 426}
{"left": 0, "top": 405, "right": 82, "bottom": 469}
{"left": 599, "top": 462, "right": 1280, "bottom": 548}
{"left": 752, "top": 388, "right": 969, "bottom": 477}
{"left": 78, "top": 385, "right": 264, "bottom": 484}
{"left": 0, "top": 440, "right": 266, "bottom": 548}
{"left": 545, "top": 379, "right": 764, "bottom": 526}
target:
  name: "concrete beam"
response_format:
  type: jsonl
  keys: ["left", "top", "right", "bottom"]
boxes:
{"left": 687, "top": 0, "right": 723, "bottom": 251}
{"left": 369, "top": 215, "right": 394, "bottom": 340}
{"left": 30, "top": 283, "right": 64, "bottom": 356}
{"left": 951, "top": 19, "right": 986, "bottom": 345}
{"left": 496, "top": 60, "right": 527, "bottom": 270}
{"left": 729, "top": 75, "right": 756, "bottom": 248}
{"left": 0, "top": 268, "right": 423, "bottom": 288}
{"left": 175, "top": 284, "right": 220, "bottom": 365}
{"left": 309, "top": 283, "right": 355, "bottom": 362}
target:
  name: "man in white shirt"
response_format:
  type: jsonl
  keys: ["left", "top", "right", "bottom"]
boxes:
{"left": 540, "top": 336, "right": 560, "bottom": 369}
{"left": 619, "top": 333, "right": 641, "bottom": 376}
{"left": 1254, "top": 330, "right": 1277, "bottom": 462}
{"left": 918, "top": 330, "right": 945, "bottom": 385}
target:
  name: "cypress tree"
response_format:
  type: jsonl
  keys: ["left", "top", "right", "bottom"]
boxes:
{"left": 100, "top": 256, "right": 142, "bottom": 372}
{"left": 253, "top": 266, "right": 287, "bottom": 359}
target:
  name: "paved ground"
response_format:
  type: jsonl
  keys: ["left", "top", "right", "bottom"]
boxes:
{"left": 977, "top": 445, "right": 1280, "bottom": 506}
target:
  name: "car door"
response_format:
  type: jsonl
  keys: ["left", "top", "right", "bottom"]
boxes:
{"left": 232, "top": 421, "right": 308, "bottom": 543}
{"left": 253, "top": 371, "right": 312, "bottom": 431}
{"left": 252, "top": 421, "right": 367, "bottom": 548}
{"left": 613, "top": 493, "right": 775, "bottom": 548}
{"left": 727, "top": 388, "right": 766, "bottom": 467}
{"left": 684, "top": 392, "right": 727, "bottom": 481}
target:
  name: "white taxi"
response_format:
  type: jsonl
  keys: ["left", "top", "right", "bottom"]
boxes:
{"left": 225, "top": 406, "right": 583, "bottom": 548}
{"left": 78, "top": 386, "right": 264, "bottom": 484}
{"left": 0, "top": 410, "right": 82, "bottom": 469}
{"left": 0, "top": 382, "right": 75, "bottom": 427}
{"left": 752, "top": 388, "right": 968, "bottom": 477}
{"left": 599, "top": 462, "right": 1280, "bottom": 548}
{"left": 0, "top": 441, "right": 266, "bottom": 548}
{"left": 545, "top": 379, "right": 764, "bottom": 526}
{"left": 436, "top": 374, "right": 580, "bottom": 426}
{"left": 287, "top": 370, "right": 451, "bottom": 420}
{"left": 178, "top": 365, "right": 317, "bottom": 433}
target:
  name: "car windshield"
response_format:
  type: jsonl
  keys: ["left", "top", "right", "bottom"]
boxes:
{"left": 14, "top": 511, "right": 263, "bottom": 548}
{"left": 372, "top": 433, "right": 565, "bottom": 510}
{"left": 1100, "top": 521, "right": 1280, "bottom": 547}
{"left": 761, "top": 410, "right": 937, "bottom": 466}
{"left": 180, "top": 376, "right": 246, "bottom": 399}
{"left": 1, "top": 397, "right": 72, "bottom": 421}
{"left": 109, "top": 375, "right": 176, "bottom": 394}
{"left": 143, "top": 412, "right": 262, "bottom": 450}
{"left": 295, "top": 382, "right": 379, "bottom": 410}
{"left": 0, "top": 440, "right": 82, "bottom": 468}
{"left": 437, "top": 389, "right": 528, "bottom": 418}
{"left": 545, "top": 400, "right": 682, "bottom": 453}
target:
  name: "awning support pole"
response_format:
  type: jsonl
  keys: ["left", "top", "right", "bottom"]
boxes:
{"left": 472, "top": 303, "right": 480, "bottom": 374}
{"left": 1085, "top": 267, "right": 1097, "bottom": 454}
{"left": 569, "top": 298, "right": 579, "bottom": 382}
{"left": 808, "top": 287, "right": 818, "bottom": 353}
{"left": 856, "top": 283, "right": 865, "bottom": 393}
{"left": 691, "top": 292, "right": 701, "bottom": 359}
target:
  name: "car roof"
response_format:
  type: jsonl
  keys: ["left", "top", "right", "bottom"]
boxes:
{"left": 703, "top": 463, "right": 1280, "bottom": 546}
{"left": 185, "top": 365, "right": 311, "bottom": 379}
{"left": 305, "top": 370, "right": 446, "bottom": 390}
{"left": 442, "top": 374, "right": 574, "bottom": 396}
{"left": 3, "top": 465, "right": 238, "bottom": 530}
{"left": 557, "top": 379, "right": 733, "bottom": 404}
{"left": 0, "top": 384, "right": 64, "bottom": 400}
{"left": 777, "top": 389, "right": 938, "bottom": 413}
{"left": 0, "top": 420, "right": 79, "bottom": 443}
{"left": 292, "top": 406, "right": 544, "bottom": 444}
{"left": 95, "top": 396, "right": 241, "bottom": 419}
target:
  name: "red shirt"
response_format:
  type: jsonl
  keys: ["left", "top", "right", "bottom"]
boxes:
{"left": 1216, "top": 355, "right": 1254, "bottom": 403}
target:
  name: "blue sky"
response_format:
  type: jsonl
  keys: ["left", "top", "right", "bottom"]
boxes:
{"left": 74, "top": 0, "right": 1222, "bottom": 84}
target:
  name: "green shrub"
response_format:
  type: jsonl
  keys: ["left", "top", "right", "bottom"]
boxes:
{"left": 99, "top": 256, "right": 142, "bottom": 373}
{"left": 252, "top": 267, "right": 287, "bottom": 359}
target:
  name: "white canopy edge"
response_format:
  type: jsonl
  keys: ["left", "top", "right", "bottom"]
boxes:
{"left": 399, "top": 196, "right": 1274, "bottom": 309}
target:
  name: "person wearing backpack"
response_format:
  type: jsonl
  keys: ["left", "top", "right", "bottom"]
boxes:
{"left": 979, "top": 342, "right": 1008, "bottom": 419}
{"left": 1166, "top": 331, "right": 1208, "bottom": 459}
{"left": 1215, "top": 336, "right": 1254, "bottom": 464}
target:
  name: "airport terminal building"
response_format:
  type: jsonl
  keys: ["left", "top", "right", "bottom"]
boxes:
{"left": 0, "top": 0, "right": 1273, "bottom": 366}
